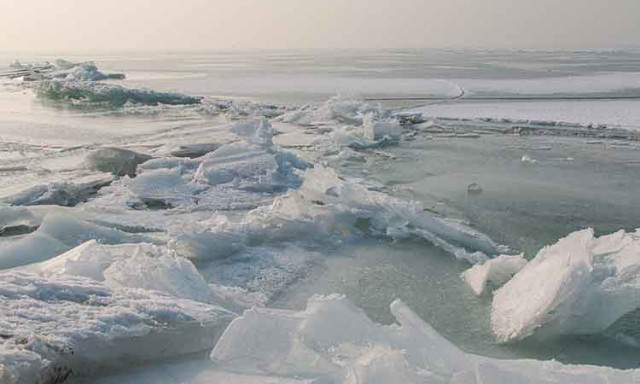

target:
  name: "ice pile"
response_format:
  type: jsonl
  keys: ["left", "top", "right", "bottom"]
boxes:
{"left": 36, "top": 81, "right": 202, "bottom": 108}
{"left": 178, "top": 165, "right": 499, "bottom": 264}
{"left": 210, "top": 294, "right": 639, "bottom": 383}
{"left": 276, "top": 95, "right": 390, "bottom": 126}
{"left": 492, "top": 228, "right": 640, "bottom": 343}
{"left": 9, "top": 59, "right": 124, "bottom": 82}
{"left": 0, "top": 241, "right": 235, "bottom": 384}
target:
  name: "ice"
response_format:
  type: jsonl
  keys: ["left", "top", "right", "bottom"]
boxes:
{"left": 126, "top": 167, "right": 204, "bottom": 208}
{"left": 210, "top": 295, "right": 639, "bottom": 383}
{"left": 48, "top": 60, "right": 125, "bottom": 82}
{"left": 363, "top": 114, "right": 402, "bottom": 141}
{"left": 35, "top": 81, "right": 202, "bottom": 108}
{"left": 492, "top": 228, "right": 640, "bottom": 343}
{"left": 0, "top": 270, "right": 234, "bottom": 384}
{"left": 0, "top": 239, "right": 237, "bottom": 383}
{"left": 193, "top": 141, "right": 309, "bottom": 193}
{"left": 181, "top": 166, "right": 498, "bottom": 264}
{"left": 168, "top": 143, "right": 221, "bottom": 158}
{"left": 230, "top": 117, "right": 275, "bottom": 148}
{"left": 0, "top": 215, "right": 154, "bottom": 269}
{"left": 274, "top": 95, "right": 389, "bottom": 126}
{"left": 85, "top": 147, "right": 151, "bottom": 177}
{"left": 462, "top": 254, "right": 528, "bottom": 296}
{"left": 31, "top": 240, "right": 221, "bottom": 304}
{"left": 1, "top": 173, "right": 114, "bottom": 207}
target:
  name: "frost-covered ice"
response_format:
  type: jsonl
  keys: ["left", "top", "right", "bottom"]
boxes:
{"left": 462, "top": 254, "right": 527, "bottom": 296}
{"left": 492, "top": 229, "right": 640, "bottom": 343}
{"left": 209, "top": 295, "right": 639, "bottom": 384}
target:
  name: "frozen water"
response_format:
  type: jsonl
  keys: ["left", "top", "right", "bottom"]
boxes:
{"left": 492, "top": 229, "right": 640, "bottom": 343}
{"left": 3, "top": 52, "right": 640, "bottom": 382}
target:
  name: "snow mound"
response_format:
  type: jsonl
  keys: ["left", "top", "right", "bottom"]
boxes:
{"left": 492, "top": 228, "right": 640, "bottom": 342}
{"left": 211, "top": 295, "right": 639, "bottom": 383}
{"left": 463, "top": 254, "right": 528, "bottom": 296}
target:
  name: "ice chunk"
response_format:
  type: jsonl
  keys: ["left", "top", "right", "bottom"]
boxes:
{"left": 492, "top": 228, "right": 640, "bottom": 342}
{"left": 462, "top": 254, "right": 528, "bottom": 296}
{"left": 210, "top": 295, "right": 639, "bottom": 383}
{"left": 363, "top": 114, "right": 402, "bottom": 141}
{"left": 169, "top": 143, "right": 221, "bottom": 158}
{"left": 194, "top": 141, "right": 308, "bottom": 193}
{"left": 230, "top": 117, "right": 274, "bottom": 148}
{"left": 0, "top": 270, "right": 234, "bottom": 384}
{"left": 0, "top": 215, "right": 154, "bottom": 269}
{"left": 1, "top": 173, "right": 113, "bottom": 207}
{"left": 85, "top": 147, "right": 151, "bottom": 177}
{"left": 126, "top": 167, "right": 204, "bottom": 208}
{"left": 31, "top": 240, "right": 220, "bottom": 304}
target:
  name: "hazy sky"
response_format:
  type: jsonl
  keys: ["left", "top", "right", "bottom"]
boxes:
{"left": 1, "top": 0, "right": 639, "bottom": 52}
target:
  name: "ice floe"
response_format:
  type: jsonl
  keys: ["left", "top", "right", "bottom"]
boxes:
{"left": 492, "top": 228, "right": 640, "bottom": 343}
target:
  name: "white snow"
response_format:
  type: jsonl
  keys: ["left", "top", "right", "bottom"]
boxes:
{"left": 462, "top": 254, "right": 528, "bottom": 296}
{"left": 492, "top": 228, "right": 640, "bottom": 343}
